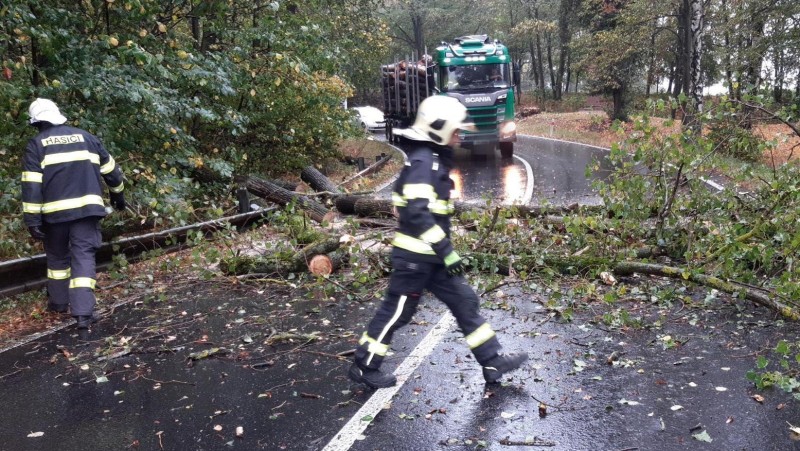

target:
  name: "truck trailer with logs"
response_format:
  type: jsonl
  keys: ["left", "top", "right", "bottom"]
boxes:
{"left": 381, "top": 35, "right": 517, "bottom": 158}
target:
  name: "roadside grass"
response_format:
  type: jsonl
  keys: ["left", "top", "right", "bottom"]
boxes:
{"left": 320, "top": 136, "right": 402, "bottom": 193}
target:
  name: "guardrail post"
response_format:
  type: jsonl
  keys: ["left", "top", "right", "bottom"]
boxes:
{"left": 237, "top": 188, "right": 250, "bottom": 213}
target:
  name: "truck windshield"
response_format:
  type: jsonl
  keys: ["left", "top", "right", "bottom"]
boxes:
{"left": 441, "top": 63, "right": 510, "bottom": 92}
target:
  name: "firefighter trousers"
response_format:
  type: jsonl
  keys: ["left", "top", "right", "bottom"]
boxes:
{"left": 43, "top": 216, "right": 102, "bottom": 316}
{"left": 354, "top": 252, "right": 501, "bottom": 370}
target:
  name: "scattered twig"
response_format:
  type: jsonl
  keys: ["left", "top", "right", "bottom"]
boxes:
{"left": 264, "top": 378, "right": 309, "bottom": 395}
{"left": 499, "top": 436, "right": 556, "bottom": 447}
{"left": 140, "top": 375, "right": 195, "bottom": 386}
{"left": 299, "top": 349, "right": 349, "bottom": 361}
{"left": 0, "top": 365, "right": 30, "bottom": 380}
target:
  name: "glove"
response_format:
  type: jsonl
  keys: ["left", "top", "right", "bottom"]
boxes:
{"left": 109, "top": 192, "right": 126, "bottom": 211}
{"left": 432, "top": 239, "right": 464, "bottom": 277}
{"left": 443, "top": 251, "right": 465, "bottom": 276}
{"left": 28, "top": 225, "right": 45, "bottom": 241}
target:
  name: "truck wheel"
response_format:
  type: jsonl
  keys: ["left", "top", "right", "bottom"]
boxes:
{"left": 499, "top": 142, "right": 514, "bottom": 159}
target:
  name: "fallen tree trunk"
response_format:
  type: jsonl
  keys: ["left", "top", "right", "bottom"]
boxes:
{"left": 611, "top": 261, "right": 799, "bottom": 319}
{"left": 333, "top": 196, "right": 601, "bottom": 219}
{"left": 220, "top": 237, "right": 342, "bottom": 276}
{"left": 239, "top": 175, "right": 333, "bottom": 223}
{"left": 470, "top": 252, "right": 799, "bottom": 319}
{"left": 301, "top": 166, "right": 341, "bottom": 194}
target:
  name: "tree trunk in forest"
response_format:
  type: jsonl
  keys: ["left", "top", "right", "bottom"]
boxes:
{"left": 555, "top": 0, "right": 572, "bottom": 101}
{"left": 528, "top": 40, "right": 541, "bottom": 98}
{"left": 645, "top": 18, "right": 657, "bottom": 97}
{"left": 411, "top": 11, "right": 425, "bottom": 59}
{"left": 771, "top": 25, "right": 786, "bottom": 104}
{"left": 611, "top": 87, "right": 627, "bottom": 121}
{"left": 301, "top": 166, "right": 340, "bottom": 194}
{"left": 191, "top": 16, "right": 201, "bottom": 49}
{"left": 241, "top": 175, "right": 332, "bottom": 223}
{"left": 535, "top": 34, "right": 546, "bottom": 95}
{"left": 546, "top": 34, "right": 557, "bottom": 100}
{"left": 681, "top": 0, "right": 705, "bottom": 132}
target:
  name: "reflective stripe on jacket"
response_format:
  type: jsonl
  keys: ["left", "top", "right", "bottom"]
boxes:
{"left": 21, "top": 124, "right": 124, "bottom": 226}
{"left": 390, "top": 143, "right": 455, "bottom": 261}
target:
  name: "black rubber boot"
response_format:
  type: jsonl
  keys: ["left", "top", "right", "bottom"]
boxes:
{"left": 74, "top": 311, "right": 100, "bottom": 329}
{"left": 47, "top": 303, "right": 69, "bottom": 313}
{"left": 482, "top": 352, "right": 529, "bottom": 384}
{"left": 348, "top": 364, "right": 397, "bottom": 389}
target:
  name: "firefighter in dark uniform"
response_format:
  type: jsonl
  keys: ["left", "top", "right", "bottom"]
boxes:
{"left": 348, "top": 96, "right": 528, "bottom": 388}
{"left": 21, "top": 98, "right": 126, "bottom": 329}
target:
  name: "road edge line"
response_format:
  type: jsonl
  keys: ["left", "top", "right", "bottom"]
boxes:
{"left": 322, "top": 312, "right": 456, "bottom": 451}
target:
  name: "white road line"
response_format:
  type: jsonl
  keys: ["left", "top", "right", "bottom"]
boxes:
{"left": 520, "top": 133, "right": 729, "bottom": 193}
{"left": 323, "top": 312, "right": 456, "bottom": 451}
{"left": 518, "top": 133, "right": 610, "bottom": 151}
{"left": 513, "top": 154, "right": 534, "bottom": 205}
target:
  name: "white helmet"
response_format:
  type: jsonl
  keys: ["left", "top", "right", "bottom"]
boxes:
{"left": 397, "top": 95, "right": 475, "bottom": 146}
{"left": 29, "top": 98, "right": 67, "bottom": 125}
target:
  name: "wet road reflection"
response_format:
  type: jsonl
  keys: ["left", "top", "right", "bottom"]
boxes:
{"left": 381, "top": 134, "right": 613, "bottom": 208}
{"left": 522, "top": 136, "right": 613, "bottom": 206}
{"left": 449, "top": 151, "right": 529, "bottom": 205}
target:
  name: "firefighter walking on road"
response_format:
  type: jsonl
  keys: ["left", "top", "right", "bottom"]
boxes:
{"left": 348, "top": 96, "right": 528, "bottom": 388}
{"left": 21, "top": 98, "right": 126, "bottom": 329}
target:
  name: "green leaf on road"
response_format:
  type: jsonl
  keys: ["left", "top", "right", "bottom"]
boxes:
{"left": 692, "top": 430, "right": 712, "bottom": 442}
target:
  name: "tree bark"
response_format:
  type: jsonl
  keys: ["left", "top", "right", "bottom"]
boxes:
{"left": 241, "top": 175, "right": 332, "bottom": 223}
{"left": 220, "top": 237, "right": 341, "bottom": 276}
{"left": 301, "top": 165, "right": 340, "bottom": 194}
{"left": 681, "top": 0, "right": 705, "bottom": 132}
{"left": 333, "top": 196, "right": 601, "bottom": 219}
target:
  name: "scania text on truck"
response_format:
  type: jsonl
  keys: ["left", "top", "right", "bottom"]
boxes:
{"left": 381, "top": 35, "right": 517, "bottom": 158}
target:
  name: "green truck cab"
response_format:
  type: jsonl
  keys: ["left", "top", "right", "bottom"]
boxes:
{"left": 382, "top": 35, "right": 517, "bottom": 158}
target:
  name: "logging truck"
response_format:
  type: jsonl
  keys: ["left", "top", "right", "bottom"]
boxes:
{"left": 381, "top": 35, "right": 517, "bottom": 158}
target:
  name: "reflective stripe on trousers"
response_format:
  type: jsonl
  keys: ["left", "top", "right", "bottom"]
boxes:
{"left": 43, "top": 217, "right": 101, "bottom": 315}
{"left": 354, "top": 252, "right": 501, "bottom": 370}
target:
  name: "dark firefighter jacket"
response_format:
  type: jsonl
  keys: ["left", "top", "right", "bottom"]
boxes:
{"left": 21, "top": 124, "right": 124, "bottom": 227}
{"left": 390, "top": 141, "right": 457, "bottom": 263}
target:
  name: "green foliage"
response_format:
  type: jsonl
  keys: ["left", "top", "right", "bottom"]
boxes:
{"left": 601, "top": 308, "right": 642, "bottom": 329}
{"left": 747, "top": 340, "right": 800, "bottom": 401}
{"left": 0, "top": 0, "right": 390, "bottom": 259}
{"left": 593, "top": 95, "right": 800, "bottom": 302}
{"left": 705, "top": 101, "right": 767, "bottom": 162}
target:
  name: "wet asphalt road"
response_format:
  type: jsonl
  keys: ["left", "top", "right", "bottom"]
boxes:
{"left": 377, "top": 134, "right": 611, "bottom": 206}
{"left": 2, "top": 135, "right": 800, "bottom": 450}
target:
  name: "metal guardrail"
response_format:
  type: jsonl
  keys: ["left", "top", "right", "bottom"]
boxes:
{"left": 0, "top": 208, "right": 274, "bottom": 299}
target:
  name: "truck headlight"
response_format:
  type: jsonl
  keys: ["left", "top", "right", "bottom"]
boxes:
{"left": 500, "top": 121, "right": 516, "bottom": 139}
